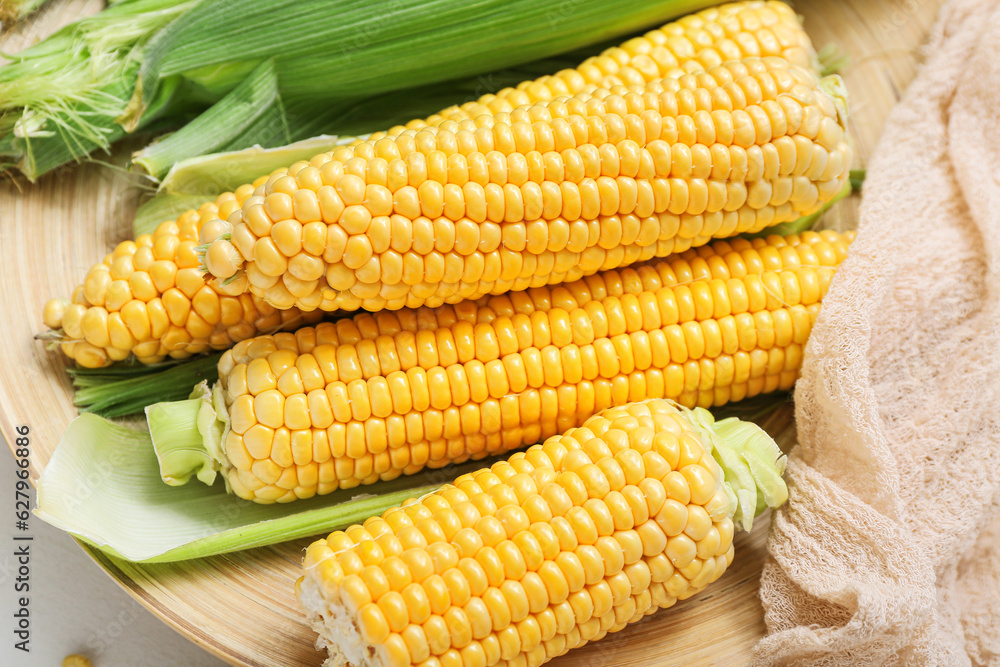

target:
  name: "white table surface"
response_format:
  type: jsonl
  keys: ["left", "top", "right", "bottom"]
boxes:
{"left": 0, "top": 440, "right": 230, "bottom": 667}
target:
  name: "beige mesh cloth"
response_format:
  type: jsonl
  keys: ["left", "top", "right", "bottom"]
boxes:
{"left": 753, "top": 0, "right": 1000, "bottom": 663}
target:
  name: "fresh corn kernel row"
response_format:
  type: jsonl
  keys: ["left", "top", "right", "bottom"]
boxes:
{"left": 202, "top": 58, "right": 850, "bottom": 314}
{"left": 205, "top": 59, "right": 844, "bottom": 284}
{"left": 41, "top": 176, "right": 323, "bottom": 367}
{"left": 376, "top": 1, "right": 817, "bottom": 140}
{"left": 213, "top": 230, "right": 853, "bottom": 350}
{"left": 325, "top": 61, "right": 844, "bottom": 190}
{"left": 215, "top": 230, "right": 843, "bottom": 350}
{"left": 296, "top": 398, "right": 786, "bottom": 667}
{"left": 157, "top": 231, "right": 849, "bottom": 503}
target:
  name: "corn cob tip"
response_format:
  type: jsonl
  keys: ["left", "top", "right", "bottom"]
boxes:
{"left": 683, "top": 405, "right": 787, "bottom": 531}
{"left": 41, "top": 184, "right": 324, "bottom": 369}
{"left": 296, "top": 398, "right": 786, "bottom": 667}
{"left": 42, "top": 298, "right": 69, "bottom": 330}
{"left": 820, "top": 74, "right": 850, "bottom": 129}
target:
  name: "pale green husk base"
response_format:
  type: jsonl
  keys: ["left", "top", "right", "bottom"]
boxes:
{"left": 34, "top": 413, "right": 482, "bottom": 562}
{"left": 145, "top": 380, "right": 225, "bottom": 487}
{"left": 685, "top": 406, "right": 789, "bottom": 532}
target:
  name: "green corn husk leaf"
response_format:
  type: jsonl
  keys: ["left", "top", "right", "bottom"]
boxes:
{"left": 685, "top": 406, "right": 788, "bottom": 532}
{"left": 850, "top": 168, "right": 866, "bottom": 192}
{"left": 35, "top": 413, "right": 490, "bottom": 562}
{"left": 131, "top": 59, "right": 289, "bottom": 179}
{"left": 817, "top": 43, "right": 849, "bottom": 77}
{"left": 131, "top": 134, "right": 350, "bottom": 235}
{"left": 272, "top": 47, "right": 594, "bottom": 138}
{"left": 0, "top": 0, "right": 199, "bottom": 180}
{"left": 156, "top": 135, "right": 350, "bottom": 196}
{"left": 69, "top": 352, "right": 223, "bottom": 417}
{"left": 132, "top": 0, "right": 724, "bottom": 120}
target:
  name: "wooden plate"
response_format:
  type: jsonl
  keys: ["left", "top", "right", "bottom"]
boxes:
{"left": 0, "top": 0, "right": 941, "bottom": 664}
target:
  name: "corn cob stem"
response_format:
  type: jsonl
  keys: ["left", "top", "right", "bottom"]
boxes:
{"left": 297, "top": 399, "right": 786, "bottom": 667}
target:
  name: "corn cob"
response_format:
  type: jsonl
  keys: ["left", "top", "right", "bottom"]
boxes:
{"left": 377, "top": 0, "right": 817, "bottom": 140}
{"left": 201, "top": 57, "right": 851, "bottom": 313}
{"left": 41, "top": 176, "right": 322, "bottom": 368}
{"left": 40, "top": 2, "right": 819, "bottom": 368}
{"left": 148, "top": 230, "right": 851, "bottom": 503}
{"left": 296, "top": 398, "right": 787, "bottom": 667}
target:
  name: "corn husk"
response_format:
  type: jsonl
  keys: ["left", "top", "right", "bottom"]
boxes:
{"left": 35, "top": 413, "right": 483, "bottom": 562}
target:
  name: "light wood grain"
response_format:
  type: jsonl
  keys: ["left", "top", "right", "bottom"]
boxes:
{"left": 0, "top": 0, "right": 942, "bottom": 664}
